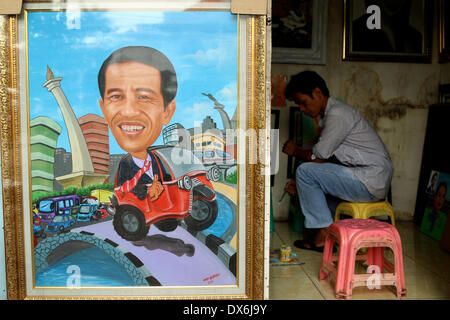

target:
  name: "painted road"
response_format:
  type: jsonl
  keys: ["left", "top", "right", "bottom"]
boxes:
{"left": 72, "top": 219, "right": 236, "bottom": 286}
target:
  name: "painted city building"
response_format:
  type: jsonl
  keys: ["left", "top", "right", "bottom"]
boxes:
{"left": 78, "top": 114, "right": 110, "bottom": 175}
{"left": 30, "top": 116, "right": 62, "bottom": 197}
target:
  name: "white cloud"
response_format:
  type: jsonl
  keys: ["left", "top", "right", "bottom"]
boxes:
{"left": 187, "top": 47, "right": 222, "bottom": 66}
{"left": 68, "top": 12, "right": 167, "bottom": 50}
{"left": 71, "top": 31, "right": 120, "bottom": 49}
{"left": 81, "top": 36, "right": 97, "bottom": 45}
{"left": 218, "top": 82, "right": 237, "bottom": 104}
{"left": 184, "top": 33, "right": 236, "bottom": 68}
{"left": 183, "top": 101, "right": 211, "bottom": 115}
{"left": 31, "top": 103, "right": 64, "bottom": 123}
{"left": 31, "top": 97, "right": 44, "bottom": 114}
{"left": 101, "top": 12, "right": 165, "bottom": 34}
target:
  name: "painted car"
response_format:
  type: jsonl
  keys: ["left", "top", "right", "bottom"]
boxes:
{"left": 91, "top": 203, "right": 112, "bottom": 221}
{"left": 70, "top": 196, "right": 99, "bottom": 218}
{"left": 77, "top": 203, "right": 99, "bottom": 222}
{"left": 81, "top": 196, "right": 99, "bottom": 206}
{"left": 112, "top": 146, "right": 220, "bottom": 241}
{"left": 45, "top": 214, "right": 75, "bottom": 232}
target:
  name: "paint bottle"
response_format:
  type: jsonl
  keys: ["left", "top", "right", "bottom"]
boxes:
{"left": 280, "top": 245, "right": 291, "bottom": 262}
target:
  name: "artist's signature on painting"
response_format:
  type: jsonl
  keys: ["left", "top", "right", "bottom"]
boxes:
{"left": 203, "top": 273, "right": 220, "bottom": 284}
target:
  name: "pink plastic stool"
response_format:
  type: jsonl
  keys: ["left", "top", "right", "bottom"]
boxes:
{"left": 319, "top": 219, "right": 407, "bottom": 300}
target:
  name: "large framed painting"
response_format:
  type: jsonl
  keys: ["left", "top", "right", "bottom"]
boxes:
{"left": 271, "top": 0, "right": 328, "bottom": 65}
{"left": 343, "top": 0, "right": 432, "bottom": 63}
{"left": 0, "top": 0, "right": 269, "bottom": 299}
{"left": 439, "top": 0, "right": 450, "bottom": 62}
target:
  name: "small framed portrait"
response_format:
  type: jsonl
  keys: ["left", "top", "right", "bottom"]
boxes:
{"left": 343, "top": 0, "right": 432, "bottom": 63}
{"left": 426, "top": 171, "right": 440, "bottom": 195}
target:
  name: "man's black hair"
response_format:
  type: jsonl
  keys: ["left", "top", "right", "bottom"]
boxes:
{"left": 98, "top": 46, "right": 177, "bottom": 108}
{"left": 285, "top": 71, "right": 330, "bottom": 100}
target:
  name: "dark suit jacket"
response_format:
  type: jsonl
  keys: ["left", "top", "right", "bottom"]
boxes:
{"left": 116, "top": 149, "right": 162, "bottom": 198}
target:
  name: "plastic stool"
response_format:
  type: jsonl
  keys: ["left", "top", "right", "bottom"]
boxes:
{"left": 335, "top": 201, "right": 396, "bottom": 226}
{"left": 319, "top": 219, "right": 406, "bottom": 300}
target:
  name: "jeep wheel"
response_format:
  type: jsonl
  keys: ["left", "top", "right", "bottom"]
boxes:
{"left": 184, "top": 199, "right": 218, "bottom": 231}
{"left": 113, "top": 205, "right": 149, "bottom": 241}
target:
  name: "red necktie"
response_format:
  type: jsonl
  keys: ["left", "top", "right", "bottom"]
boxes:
{"left": 118, "top": 159, "right": 151, "bottom": 193}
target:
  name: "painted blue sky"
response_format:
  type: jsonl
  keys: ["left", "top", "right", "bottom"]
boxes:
{"left": 27, "top": 10, "right": 237, "bottom": 155}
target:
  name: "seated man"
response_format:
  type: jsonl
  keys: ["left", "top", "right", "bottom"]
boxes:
{"left": 282, "top": 71, "right": 394, "bottom": 252}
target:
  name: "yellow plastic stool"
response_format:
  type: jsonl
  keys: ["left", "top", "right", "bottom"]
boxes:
{"left": 334, "top": 201, "right": 396, "bottom": 226}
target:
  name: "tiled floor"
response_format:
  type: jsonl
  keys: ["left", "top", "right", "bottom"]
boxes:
{"left": 269, "top": 220, "right": 450, "bottom": 300}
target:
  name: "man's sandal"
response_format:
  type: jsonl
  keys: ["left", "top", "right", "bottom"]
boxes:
{"left": 293, "top": 239, "right": 324, "bottom": 253}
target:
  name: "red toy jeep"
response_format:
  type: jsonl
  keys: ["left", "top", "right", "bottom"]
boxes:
{"left": 112, "top": 146, "right": 221, "bottom": 241}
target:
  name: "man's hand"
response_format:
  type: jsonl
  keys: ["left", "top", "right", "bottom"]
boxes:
{"left": 283, "top": 140, "right": 325, "bottom": 163}
{"left": 282, "top": 140, "right": 299, "bottom": 157}
{"left": 148, "top": 174, "right": 164, "bottom": 201}
{"left": 284, "top": 180, "right": 297, "bottom": 197}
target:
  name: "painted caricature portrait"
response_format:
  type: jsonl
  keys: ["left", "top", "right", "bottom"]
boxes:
{"left": 98, "top": 46, "right": 176, "bottom": 204}
{"left": 28, "top": 10, "right": 239, "bottom": 289}
{"left": 421, "top": 174, "right": 449, "bottom": 241}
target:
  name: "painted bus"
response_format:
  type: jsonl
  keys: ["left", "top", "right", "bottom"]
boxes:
{"left": 36, "top": 194, "right": 81, "bottom": 223}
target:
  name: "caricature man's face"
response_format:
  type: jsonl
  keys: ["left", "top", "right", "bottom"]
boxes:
{"left": 99, "top": 61, "right": 176, "bottom": 159}
{"left": 433, "top": 185, "right": 447, "bottom": 212}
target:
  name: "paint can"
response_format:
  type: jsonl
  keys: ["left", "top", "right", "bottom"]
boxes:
{"left": 280, "top": 245, "right": 291, "bottom": 262}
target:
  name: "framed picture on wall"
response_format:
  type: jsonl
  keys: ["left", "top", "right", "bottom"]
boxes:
{"left": 0, "top": 0, "right": 268, "bottom": 300}
{"left": 343, "top": 0, "right": 432, "bottom": 63}
{"left": 440, "top": 0, "right": 450, "bottom": 62}
{"left": 271, "top": 0, "right": 328, "bottom": 65}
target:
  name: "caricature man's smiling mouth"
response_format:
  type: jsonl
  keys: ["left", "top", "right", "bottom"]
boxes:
{"left": 118, "top": 123, "right": 145, "bottom": 133}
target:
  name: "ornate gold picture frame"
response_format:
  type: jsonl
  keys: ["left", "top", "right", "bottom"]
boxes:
{"left": 0, "top": 0, "right": 268, "bottom": 300}
{"left": 439, "top": 0, "right": 450, "bottom": 62}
